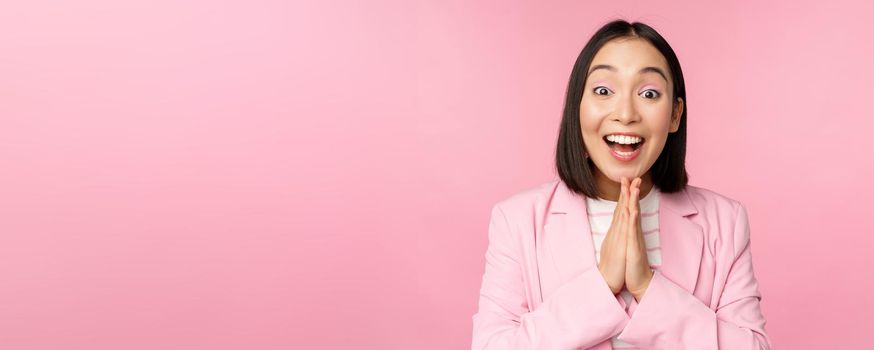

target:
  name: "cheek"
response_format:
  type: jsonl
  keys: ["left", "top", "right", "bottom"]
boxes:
{"left": 578, "top": 114, "right": 603, "bottom": 148}
{"left": 578, "top": 101, "right": 606, "bottom": 130}
{"left": 580, "top": 99, "right": 606, "bottom": 116}
{"left": 641, "top": 105, "right": 674, "bottom": 132}
{"left": 642, "top": 112, "right": 674, "bottom": 155}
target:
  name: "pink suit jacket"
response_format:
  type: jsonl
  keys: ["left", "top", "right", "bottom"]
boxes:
{"left": 471, "top": 179, "right": 772, "bottom": 349}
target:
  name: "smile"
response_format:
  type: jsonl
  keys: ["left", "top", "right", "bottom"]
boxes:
{"left": 603, "top": 134, "right": 645, "bottom": 162}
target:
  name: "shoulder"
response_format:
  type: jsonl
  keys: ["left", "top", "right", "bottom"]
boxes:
{"left": 683, "top": 184, "right": 747, "bottom": 216}
{"left": 488, "top": 179, "right": 560, "bottom": 230}
{"left": 492, "top": 179, "right": 559, "bottom": 212}
{"left": 683, "top": 185, "right": 752, "bottom": 255}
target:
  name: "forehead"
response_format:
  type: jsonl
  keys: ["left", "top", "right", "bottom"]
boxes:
{"left": 589, "top": 38, "right": 669, "bottom": 77}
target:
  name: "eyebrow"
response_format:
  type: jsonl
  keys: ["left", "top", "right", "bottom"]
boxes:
{"left": 587, "top": 64, "right": 668, "bottom": 83}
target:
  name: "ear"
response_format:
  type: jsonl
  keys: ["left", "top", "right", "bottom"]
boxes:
{"left": 670, "top": 97, "right": 684, "bottom": 133}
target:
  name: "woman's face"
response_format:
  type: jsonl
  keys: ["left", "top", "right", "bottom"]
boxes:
{"left": 580, "top": 37, "right": 684, "bottom": 185}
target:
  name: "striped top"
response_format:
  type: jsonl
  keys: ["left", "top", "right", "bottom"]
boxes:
{"left": 585, "top": 186, "right": 661, "bottom": 349}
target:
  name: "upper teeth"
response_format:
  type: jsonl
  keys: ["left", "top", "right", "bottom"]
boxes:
{"left": 606, "top": 135, "right": 643, "bottom": 144}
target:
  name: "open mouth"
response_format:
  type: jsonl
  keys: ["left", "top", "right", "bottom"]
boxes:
{"left": 603, "top": 135, "right": 645, "bottom": 153}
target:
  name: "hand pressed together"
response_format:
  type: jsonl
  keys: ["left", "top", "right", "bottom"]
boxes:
{"left": 597, "top": 177, "right": 654, "bottom": 302}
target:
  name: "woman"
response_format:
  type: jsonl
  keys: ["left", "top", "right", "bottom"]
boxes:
{"left": 471, "top": 20, "right": 772, "bottom": 349}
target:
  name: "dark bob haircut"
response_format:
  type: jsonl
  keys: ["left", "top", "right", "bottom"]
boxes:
{"left": 555, "top": 19, "right": 689, "bottom": 199}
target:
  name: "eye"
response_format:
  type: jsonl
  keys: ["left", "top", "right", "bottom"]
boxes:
{"left": 640, "top": 89, "right": 661, "bottom": 99}
{"left": 593, "top": 86, "right": 612, "bottom": 96}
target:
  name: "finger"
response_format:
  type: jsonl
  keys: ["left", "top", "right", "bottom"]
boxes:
{"left": 618, "top": 192, "right": 628, "bottom": 245}
{"left": 627, "top": 189, "right": 637, "bottom": 243}
{"left": 613, "top": 177, "right": 627, "bottom": 222}
{"left": 616, "top": 177, "right": 628, "bottom": 207}
{"left": 620, "top": 178, "right": 630, "bottom": 241}
{"left": 613, "top": 177, "right": 627, "bottom": 223}
{"left": 630, "top": 199, "right": 641, "bottom": 245}
{"left": 624, "top": 177, "right": 632, "bottom": 218}
{"left": 615, "top": 179, "right": 629, "bottom": 249}
{"left": 634, "top": 179, "right": 643, "bottom": 236}
{"left": 626, "top": 179, "right": 640, "bottom": 248}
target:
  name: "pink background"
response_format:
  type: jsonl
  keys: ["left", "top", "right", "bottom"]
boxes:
{"left": 1, "top": 0, "right": 871, "bottom": 349}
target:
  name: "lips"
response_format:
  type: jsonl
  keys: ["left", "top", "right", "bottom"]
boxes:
{"left": 608, "top": 144, "right": 642, "bottom": 161}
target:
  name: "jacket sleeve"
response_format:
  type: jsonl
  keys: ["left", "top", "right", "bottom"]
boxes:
{"left": 615, "top": 203, "right": 773, "bottom": 349}
{"left": 472, "top": 204, "right": 631, "bottom": 350}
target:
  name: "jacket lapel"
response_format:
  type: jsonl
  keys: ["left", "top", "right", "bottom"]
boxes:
{"left": 542, "top": 180, "right": 703, "bottom": 298}
{"left": 656, "top": 184, "right": 704, "bottom": 294}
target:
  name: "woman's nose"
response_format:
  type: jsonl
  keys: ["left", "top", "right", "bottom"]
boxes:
{"left": 612, "top": 93, "right": 640, "bottom": 124}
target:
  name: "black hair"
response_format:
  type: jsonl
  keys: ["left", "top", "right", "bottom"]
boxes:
{"left": 555, "top": 19, "right": 688, "bottom": 199}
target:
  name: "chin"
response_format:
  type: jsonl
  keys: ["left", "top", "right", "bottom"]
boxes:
{"left": 599, "top": 161, "right": 648, "bottom": 183}
{"left": 609, "top": 171, "right": 640, "bottom": 182}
